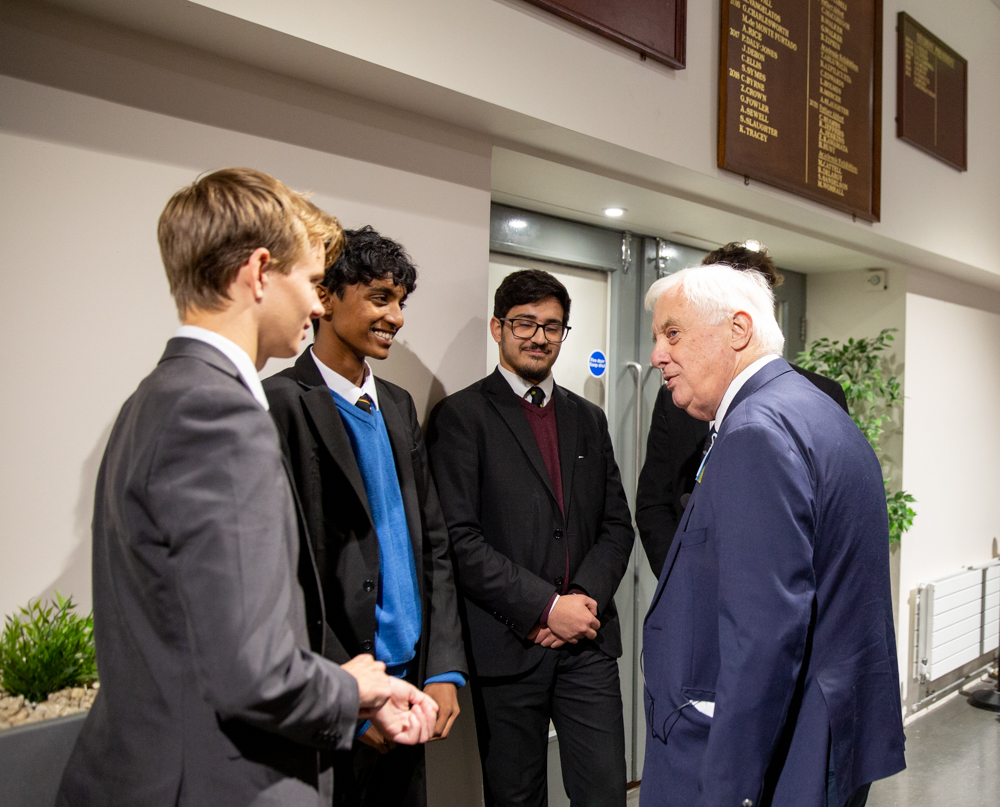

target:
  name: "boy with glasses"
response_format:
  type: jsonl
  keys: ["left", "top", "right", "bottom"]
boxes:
{"left": 427, "top": 269, "right": 634, "bottom": 807}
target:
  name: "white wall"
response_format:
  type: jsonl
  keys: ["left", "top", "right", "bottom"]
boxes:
{"left": 898, "top": 293, "right": 1000, "bottom": 704}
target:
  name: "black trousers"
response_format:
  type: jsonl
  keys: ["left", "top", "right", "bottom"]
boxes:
{"left": 332, "top": 741, "right": 425, "bottom": 807}
{"left": 472, "top": 645, "right": 627, "bottom": 807}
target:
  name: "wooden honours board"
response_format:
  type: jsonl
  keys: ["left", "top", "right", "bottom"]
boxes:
{"left": 521, "top": 0, "right": 686, "bottom": 69}
{"left": 897, "top": 13, "right": 967, "bottom": 171}
{"left": 719, "top": 0, "right": 882, "bottom": 221}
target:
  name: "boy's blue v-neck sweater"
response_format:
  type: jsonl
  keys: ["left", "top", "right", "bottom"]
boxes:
{"left": 332, "top": 391, "right": 421, "bottom": 671}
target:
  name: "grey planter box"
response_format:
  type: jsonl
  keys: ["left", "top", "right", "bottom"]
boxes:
{"left": 0, "top": 713, "right": 86, "bottom": 807}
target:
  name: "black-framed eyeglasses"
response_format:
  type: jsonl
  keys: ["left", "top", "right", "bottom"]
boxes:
{"left": 498, "top": 318, "right": 571, "bottom": 343}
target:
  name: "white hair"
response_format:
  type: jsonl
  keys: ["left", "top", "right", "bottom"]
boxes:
{"left": 644, "top": 264, "right": 785, "bottom": 356}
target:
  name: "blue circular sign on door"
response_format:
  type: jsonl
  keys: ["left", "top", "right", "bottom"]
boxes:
{"left": 588, "top": 350, "right": 607, "bottom": 378}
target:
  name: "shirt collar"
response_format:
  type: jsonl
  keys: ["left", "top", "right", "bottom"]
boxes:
{"left": 711, "top": 354, "right": 781, "bottom": 431}
{"left": 496, "top": 363, "right": 555, "bottom": 406}
{"left": 311, "top": 349, "right": 380, "bottom": 410}
{"left": 174, "top": 325, "right": 269, "bottom": 410}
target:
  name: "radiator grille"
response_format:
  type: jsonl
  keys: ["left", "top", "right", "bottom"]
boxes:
{"left": 915, "top": 561, "right": 1000, "bottom": 682}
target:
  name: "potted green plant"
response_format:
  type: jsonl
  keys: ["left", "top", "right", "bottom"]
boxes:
{"left": 797, "top": 328, "right": 916, "bottom": 544}
{"left": 0, "top": 593, "right": 98, "bottom": 807}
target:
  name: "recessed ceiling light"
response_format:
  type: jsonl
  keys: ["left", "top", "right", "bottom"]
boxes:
{"left": 743, "top": 239, "right": 762, "bottom": 252}
{"left": 509, "top": 218, "right": 528, "bottom": 230}
{"left": 603, "top": 207, "right": 626, "bottom": 218}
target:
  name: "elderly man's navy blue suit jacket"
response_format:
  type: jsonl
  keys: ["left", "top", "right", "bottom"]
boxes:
{"left": 641, "top": 358, "right": 905, "bottom": 807}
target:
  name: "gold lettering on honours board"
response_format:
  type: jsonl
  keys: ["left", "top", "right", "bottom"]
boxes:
{"left": 909, "top": 32, "right": 937, "bottom": 98}
{"left": 811, "top": 0, "right": 859, "bottom": 197}
{"left": 731, "top": 0, "right": 796, "bottom": 147}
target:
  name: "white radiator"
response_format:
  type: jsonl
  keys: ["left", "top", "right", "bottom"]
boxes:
{"left": 915, "top": 560, "right": 1000, "bottom": 682}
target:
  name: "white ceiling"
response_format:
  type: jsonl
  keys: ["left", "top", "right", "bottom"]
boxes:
{"left": 491, "top": 149, "right": 890, "bottom": 275}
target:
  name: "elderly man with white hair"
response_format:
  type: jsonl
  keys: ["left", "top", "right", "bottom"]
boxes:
{"left": 639, "top": 265, "right": 905, "bottom": 807}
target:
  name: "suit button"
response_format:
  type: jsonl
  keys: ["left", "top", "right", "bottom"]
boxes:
{"left": 361, "top": 639, "right": 373, "bottom": 651}
{"left": 554, "top": 529, "right": 563, "bottom": 540}
{"left": 554, "top": 576, "right": 564, "bottom": 587}
{"left": 363, "top": 580, "right": 375, "bottom": 592}
{"left": 742, "top": 800, "right": 754, "bottom": 807}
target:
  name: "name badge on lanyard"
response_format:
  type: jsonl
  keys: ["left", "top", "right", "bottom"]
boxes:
{"left": 695, "top": 431, "right": 717, "bottom": 485}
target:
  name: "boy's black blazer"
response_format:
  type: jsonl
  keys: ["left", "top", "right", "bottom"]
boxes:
{"left": 263, "top": 350, "right": 467, "bottom": 684}
{"left": 426, "top": 369, "right": 634, "bottom": 677}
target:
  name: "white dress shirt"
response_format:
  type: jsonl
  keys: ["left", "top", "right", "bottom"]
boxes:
{"left": 174, "top": 325, "right": 269, "bottom": 411}
{"left": 496, "top": 364, "right": 555, "bottom": 407}
{"left": 311, "top": 349, "right": 380, "bottom": 410}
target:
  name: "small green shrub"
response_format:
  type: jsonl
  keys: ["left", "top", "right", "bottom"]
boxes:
{"left": 0, "top": 592, "right": 97, "bottom": 702}
{"left": 886, "top": 485, "right": 917, "bottom": 545}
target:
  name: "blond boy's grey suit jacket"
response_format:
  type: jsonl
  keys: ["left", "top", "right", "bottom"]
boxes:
{"left": 57, "top": 338, "right": 359, "bottom": 807}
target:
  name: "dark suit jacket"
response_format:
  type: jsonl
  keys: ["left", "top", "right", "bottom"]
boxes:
{"left": 58, "top": 338, "right": 359, "bottom": 807}
{"left": 263, "top": 350, "right": 466, "bottom": 685}
{"left": 637, "top": 363, "right": 848, "bottom": 577}
{"left": 641, "top": 359, "right": 905, "bottom": 807}
{"left": 426, "top": 369, "right": 634, "bottom": 677}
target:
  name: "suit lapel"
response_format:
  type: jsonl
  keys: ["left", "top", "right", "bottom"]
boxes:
{"left": 293, "top": 352, "right": 375, "bottom": 527}
{"left": 552, "top": 385, "right": 578, "bottom": 519}
{"left": 376, "top": 381, "right": 426, "bottom": 604}
{"left": 484, "top": 370, "right": 557, "bottom": 503}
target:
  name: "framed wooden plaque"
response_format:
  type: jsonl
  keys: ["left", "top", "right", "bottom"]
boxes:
{"left": 897, "top": 13, "right": 967, "bottom": 171}
{"left": 718, "top": 0, "right": 882, "bottom": 221}
{"left": 521, "top": 0, "right": 686, "bottom": 69}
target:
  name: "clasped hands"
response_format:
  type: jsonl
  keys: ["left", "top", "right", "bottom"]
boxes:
{"left": 527, "top": 591, "right": 600, "bottom": 649}
{"left": 341, "top": 654, "right": 438, "bottom": 748}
